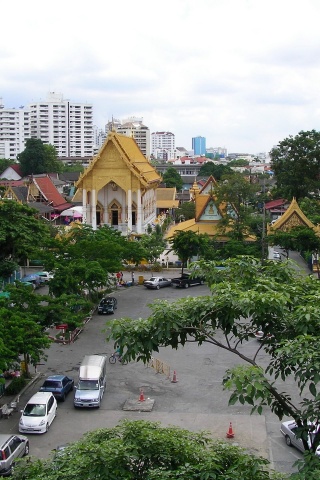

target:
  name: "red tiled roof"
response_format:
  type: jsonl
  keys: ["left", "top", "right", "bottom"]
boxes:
{"left": 34, "top": 176, "right": 73, "bottom": 211}
{"left": 9, "top": 164, "right": 23, "bottom": 176}
{"left": 265, "top": 198, "right": 287, "bottom": 209}
{"left": 0, "top": 180, "right": 24, "bottom": 187}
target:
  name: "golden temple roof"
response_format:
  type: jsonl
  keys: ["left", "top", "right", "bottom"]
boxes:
{"left": 76, "top": 131, "right": 161, "bottom": 191}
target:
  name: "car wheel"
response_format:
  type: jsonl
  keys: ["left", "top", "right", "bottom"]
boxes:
{"left": 184, "top": 283, "right": 189, "bottom": 289}
{"left": 285, "top": 435, "right": 292, "bottom": 446}
{"left": 156, "top": 285, "right": 160, "bottom": 290}
{"left": 46, "top": 423, "right": 49, "bottom": 432}
{"left": 70, "top": 384, "right": 74, "bottom": 391}
{"left": 61, "top": 393, "right": 66, "bottom": 402}
{"left": 24, "top": 442, "right": 30, "bottom": 456}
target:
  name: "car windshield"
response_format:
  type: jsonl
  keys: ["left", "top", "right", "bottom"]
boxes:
{"left": 23, "top": 403, "right": 46, "bottom": 416}
{"left": 78, "top": 380, "right": 99, "bottom": 390}
{"left": 42, "top": 380, "right": 61, "bottom": 388}
{"left": 148, "top": 278, "right": 157, "bottom": 282}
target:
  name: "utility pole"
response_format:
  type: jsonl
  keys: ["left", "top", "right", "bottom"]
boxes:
{"left": 261, "top": 176, "right": 267, "bottom": 263}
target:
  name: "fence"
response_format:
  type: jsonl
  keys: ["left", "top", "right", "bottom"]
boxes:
{"left": 148, "top": 356, "right": 170, "bottom": 379}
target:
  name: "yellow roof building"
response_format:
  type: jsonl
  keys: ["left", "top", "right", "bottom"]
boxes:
{"left": 75, "top": 131, "right": 161, "bottom": 233}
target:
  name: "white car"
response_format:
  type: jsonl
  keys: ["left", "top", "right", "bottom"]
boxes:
{"left": 143, "top": 277, "right": 172, "bottom": 290}
{"left": 280, "top": 420, "right": 320, "bottom": 455}
{"left": 273, "top": 252, "right": 281, "bottom": 260}
{"left": 35, "top": 271, "right": 54, "bottom": 282}
{"left": 19, "top": 392, "right": 57, "bottom": 434}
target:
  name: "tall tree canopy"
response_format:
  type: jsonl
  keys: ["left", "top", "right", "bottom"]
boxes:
{"left": 13, "top": 420, "right": 282, "bottom": 479}
{"left": 0, "top": 200, "right": 50, "bottom": 277}
{"left": 108, "top": 257, "right": 320, "bottom": 476}
{"left": 198, "top": 162, "right": 234, "bottom": 180}
{"left": 0, "top": 158, "right": 12, "bottom": 175}
{"left": 215, "top": 173, "right": 259, "bottom": 241}
{"left": 270, "top": 130, "right": 320, "bottom": 200}
{"left": 168, "top": 230, "right": 205, "bottom": 273}
{"left": 17, "top": 138, "right": 63, "bottom": 175}
{"left": 161, "top": 167, "right": 183, "bottom": 190}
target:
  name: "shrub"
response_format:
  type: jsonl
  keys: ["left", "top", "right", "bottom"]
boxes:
{"left": 5, "top": 376, "right": 27, "bottom": 395}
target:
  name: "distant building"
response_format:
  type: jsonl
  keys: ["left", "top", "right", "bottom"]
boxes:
{"left": 115, "top": 117, "right": 150, "bottom": 158}
{"left": 192, "top": 136, "right": 206, "bottom": 156}
{"left": 28, "top": 92, "right": 94, "bottom": 158}
{"left": 151, "top": 131, "right": 175, "bottom": 160}
{"left": 0, "top": 101, "right": 30, "bottom": 160}
{"left": 206, "top": 146, "right": 227, "bottom": 159}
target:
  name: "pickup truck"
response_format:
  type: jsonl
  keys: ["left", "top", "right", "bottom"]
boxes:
{"left": 171, "top": 273, "right": 204, "bottom": 289}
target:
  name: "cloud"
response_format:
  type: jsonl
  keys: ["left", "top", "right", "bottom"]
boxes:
{"left": 1, "top": 0, "right": 320, "bottom": 153}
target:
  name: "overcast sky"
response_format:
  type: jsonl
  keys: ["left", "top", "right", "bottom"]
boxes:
{"left": 1, "top": 0, "right": 320, "bottom": 154}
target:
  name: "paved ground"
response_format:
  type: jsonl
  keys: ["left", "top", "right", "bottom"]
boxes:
{"left": 0, "top": 254, "right": 314, "bottom": 474}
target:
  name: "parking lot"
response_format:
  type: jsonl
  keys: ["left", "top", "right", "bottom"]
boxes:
{"left": 1, "top": 270, "right": 305, "bottom": 475}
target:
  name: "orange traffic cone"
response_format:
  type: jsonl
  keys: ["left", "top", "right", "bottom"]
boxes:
{"left": 171, "top": 370, "right": 178, "bottom": 383}
{"left": 226, "top": 422, "right": 235, "bottom": 438}
{"left": 139, "top": 389, "right": 145, "bottom": 402}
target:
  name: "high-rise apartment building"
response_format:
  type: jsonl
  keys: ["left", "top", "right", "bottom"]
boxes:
{"left": 192, "top": 136, "right": 206, "bottom": 156}
{"left": 151, "top": 131, "right": 175, "bottom": 160}
{"left": 114, "top": 117, "right": 150, "bottom": 158}
{"left": 28, "top": 92, "right": 94, "bottom": 158}
{"left": 0, "top": 100, "right": 30, "bottom": 160}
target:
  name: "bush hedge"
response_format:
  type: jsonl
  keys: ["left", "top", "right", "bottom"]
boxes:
{"left": 5, "top": 376, "right": 27, "bottom": 395}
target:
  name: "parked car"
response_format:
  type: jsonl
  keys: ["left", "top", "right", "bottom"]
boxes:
{"left": 171, "top": 272, "right": 204, "bottom": 288}
{"left": 280, "top": 420, "right": 320, "bottom": 455}
{"left": 273, "top": 252, "right": 281, "bottom": 261}
{"left": 35, "top": 271, "right": 54, "bottom": 283}
{"left": 19, "top": 392, "right": 57, "bottom": 434}
{"left": 97, "top": 296, "right": 117, "bottom": 315}
{"left": 0, "top": 434, "right": 29, "bottom": 476}
{"left": 143, "top": 277, "right": 172, "bottom": 289}
{"left": 39, "top": 374, "right": 74, "bottom": 402}
{"left": 20, "top": 274, "right": 42, "bottom": 289}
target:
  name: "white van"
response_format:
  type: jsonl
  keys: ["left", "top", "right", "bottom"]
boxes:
{"left": 74, "top": 355, "right": 107, "bottom": 408}
{"left": 19, "top": 392, "right": 57, "bottom": 434}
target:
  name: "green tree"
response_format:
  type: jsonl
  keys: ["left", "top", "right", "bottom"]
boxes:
{"left": 215, "top": 173, "right": 259, "bottom": 241}
{"left": 108, "top": 257, "right": 320, "bottom": 476}
{"left": 0, "top": 158, "right": 12, "bottom": 175}
{"left": 18, "top": 138, "right": 63, "bottom": 175}
{"left": 13, "top": 420, "right": 283, "bottom": 479}
{"left": 270, "top": 130, "right": 320, "bottom": 200}
{"left": 198, "top": 162, "right": 234, "bottom": 180}
{"left": 0, "top": 284, "right": 52, "bottom": 375}
{"left": 267, "top": 230, "right": 297, "bottom": 259}
{"left": 168, "top": 230, "right": 206, "bottom": 273}
{"left": 228, "top": 158, "right": 249, "bottom": 167}
{"left": 175, "top": 201, "right": 195, "bottom": 221}
{"left": 161, "top": 167, "right": 183, "bottom": 190}
{"left": 139, "top": 226, "right": 166, "bottom": 264}
{"left": 0, "top": 200, "right": 50, "bottom": 277}
{"left": 299, "top": 198, "right": 320, "bottom": 225}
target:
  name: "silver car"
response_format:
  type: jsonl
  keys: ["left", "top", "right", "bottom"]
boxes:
{"left": 0, "top": 434, "right": 29, "bottom": 476}
{"left": 143, "top": 277, "right": 172, "bottom": 290}
{"left": 280, "top": 420, "right": 320, "bottom": 455}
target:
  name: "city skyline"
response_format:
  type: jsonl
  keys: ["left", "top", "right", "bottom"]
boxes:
{"left": 1, "top": 0, "right": 320, "bottom": 154}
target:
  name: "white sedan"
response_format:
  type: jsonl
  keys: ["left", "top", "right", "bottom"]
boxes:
{"left": 280, "top": 420, "right": 320, "bottom": 455}
{"left": 143, "top": 277, "right": 172, "bottom": 290}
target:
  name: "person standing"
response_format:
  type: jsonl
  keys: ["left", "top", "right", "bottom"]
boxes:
{"left": 131, "top": 271, "right": 135, "bottom": 285}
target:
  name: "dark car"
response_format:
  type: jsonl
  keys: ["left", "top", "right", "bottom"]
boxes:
{"left": 98, "top": 296, "right": 117, "bottom": 314}
{"left": 143, "top": 277, "right": 172, "bottom": 290}
{"left": 39, "top": 374, "right": 74, "bottom": 402}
